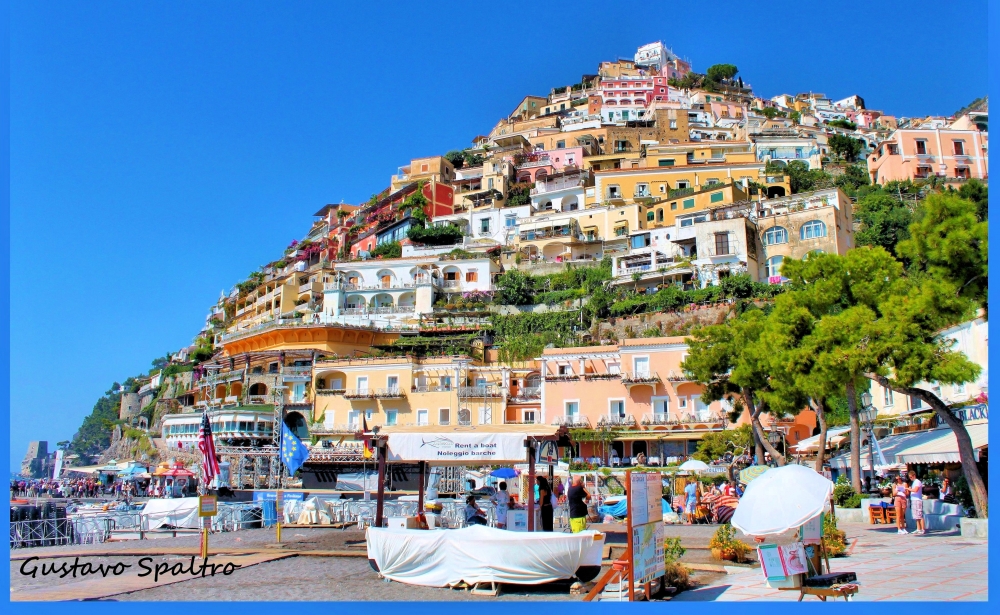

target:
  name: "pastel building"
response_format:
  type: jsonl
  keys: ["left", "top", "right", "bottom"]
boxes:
{"left": 867, "top": 128, "right": 988, "bottom": 184}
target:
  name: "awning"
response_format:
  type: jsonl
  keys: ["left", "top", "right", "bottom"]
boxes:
{"left": 827, "top": 426, "right": 982, "bottom": 469}
{"left": 382, "top": 424, "right": 564, "bottom": 465}
{"left": 897, "top": 423, "right": 988, "bottom": 464}
{"left": 792, "top": 426, "right": 851, "bottom": 452}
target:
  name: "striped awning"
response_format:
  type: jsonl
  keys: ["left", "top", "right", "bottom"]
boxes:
{"left": 896, "top": 423, "right": 988, "bottom": 464}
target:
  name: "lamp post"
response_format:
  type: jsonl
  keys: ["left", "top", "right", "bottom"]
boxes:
{"left": 767, "top": 428, "right": 783, "bottom": 466}
{"left": 860, "top": 391, "right": 878, "bottom": 493}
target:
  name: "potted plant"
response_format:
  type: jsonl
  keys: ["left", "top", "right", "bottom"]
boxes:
{"left": 709, "top": 523, "right": 750, "bottom": 562}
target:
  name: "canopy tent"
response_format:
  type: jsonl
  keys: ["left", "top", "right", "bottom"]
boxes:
{"left": 731, "top": 464, "right": 833, "bottom": 539}
{"left": 142, "top": 497, "right": 201, "bottom": 529}
{"left": 827, "top": 426, "right": 985, "bottom": 470}
{"left": 373, "top": 424, "right": 569, "bottom": 531}
{"left": 792, "top": 427, "right": 851, "bottom": 452}
{"left": 896, "top": 424, "right": 988, "bottom": 464}
{"left": 678, "top": 459, "right": 710, "bottom": 473}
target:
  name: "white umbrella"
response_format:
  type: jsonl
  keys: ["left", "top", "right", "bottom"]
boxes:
{"left": 677, "top": 459, "right": 710, "bottom": 473}
{"left": 731, "top": 464, "right": 833, "bottom": 538}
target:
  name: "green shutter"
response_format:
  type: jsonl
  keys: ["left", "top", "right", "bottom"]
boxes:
{"left": 710, "top": 192, "right": 724, "bottom": 203}
{"left": 683, "top": 198, "right": 695, "bottom": 209}
{"left": 658, "top": 159, "right": 675, "bottom": 167}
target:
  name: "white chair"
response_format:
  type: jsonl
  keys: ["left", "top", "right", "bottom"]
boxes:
{"left": 611, "top": 455, "right": 621, "bottom": 467}
{"left": 648, "top": 456, "right": 661, "bottom": 467}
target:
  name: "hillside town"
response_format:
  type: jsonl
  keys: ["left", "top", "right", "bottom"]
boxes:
{"left": 15, "top": 39, "right": 988, "bottom": 602}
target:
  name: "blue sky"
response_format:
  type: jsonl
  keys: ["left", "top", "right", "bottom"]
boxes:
{"left": 8, "top": 1, "right": 988, "bottom": 469}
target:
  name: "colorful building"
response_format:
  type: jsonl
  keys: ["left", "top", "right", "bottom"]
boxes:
{"left": 867, "top": 128, "right": 988, "bottom": 184}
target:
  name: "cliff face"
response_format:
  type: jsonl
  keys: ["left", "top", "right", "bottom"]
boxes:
{"left": 594, "top": 303, "right": 735, "bottom": 342}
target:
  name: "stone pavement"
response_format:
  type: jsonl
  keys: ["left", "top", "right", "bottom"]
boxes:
{"left": 674, "top": 522, "right": 988, "bottom": 601}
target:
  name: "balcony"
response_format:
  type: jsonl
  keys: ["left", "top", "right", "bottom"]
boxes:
{"left": 458, "top": 386, "right": 503, "bottom": 398}
{"left": 665, "top": 370, "right": 690, "bottom": 382}
{"left": 641, "top": 413, "right": 672, "bottom": 426}
{"left": 411, "top": 385, "right": 452, "bottom": 393}
{"left": 314, "top": 388, "right": 346, "bottom": 396}
{"left": 342, "top": 306, "right": 416, "bottom": 316}
{"left": 281, "top": 366, "right": 313, "bottom": 381}
{"left": 343, "top": 389, "right": 375, "bottom": 399}
{"left": 583, "top": 373, "right": 621, "bottom": 381}
{"left": 204, "top": 369, "right": 245, "bottom": 386}
{"left": 508, "top": 386, "right": 541, "bottom": 401}
{"left": 530, "top": 175, "right": 588, "bottom": 196}
{"left": 551, "top": 416, "right": 592, "bottom": 428}
{"left": 545, "top": 374, "right": 580, "bottom": 382}
{"left": 519, "top": 157, "right": 552, "bottom": 169}
{"left": 621, "top": 371, "right": 661, "bottom": 385}
{"left": 598, "top": 414, "right": 637, "bottom": 428}
{"left": 373, "top": 387, "right": 405, "bottom": 399}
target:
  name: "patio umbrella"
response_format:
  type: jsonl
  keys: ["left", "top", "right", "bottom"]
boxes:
{"left": 731, "top": 464, "right": 833, "bottom": 538}
{"left": 739, "top": 465, "right": 770, "bottom": 485}
{"left": 490, "top": 468, "right": 518, "bottom": 479}
{"left": 678, "top": 459, "right": 709, "bottom": 473}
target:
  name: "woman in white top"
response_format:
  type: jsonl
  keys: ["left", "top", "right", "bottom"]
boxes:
{"left": 907, "top": 470, "right": 926, "bottom": 535}
{"left": 492, "top": 481, "right": 509, "bottom": 528}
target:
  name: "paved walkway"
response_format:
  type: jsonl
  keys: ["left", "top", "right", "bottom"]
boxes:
{"left": 674, "top": 522, "right": 988, "bottom": 601}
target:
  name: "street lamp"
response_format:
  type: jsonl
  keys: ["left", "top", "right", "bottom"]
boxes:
{"left": 860, "top": 391, "right": 878, "bottom": 492}
{"left": 767, "top": 428, "right": 784, "bottom": 465}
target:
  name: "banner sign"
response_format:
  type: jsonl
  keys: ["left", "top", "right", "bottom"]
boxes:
{"left": 198, "top": 495, "right": 218, "bottom": 517}
{"left": 52, "top": 450, "right": 64, "bottom": 480}
{"left": 386, "top": 432, "right": 528, "bottom": 463}
{"left": 951, "top": 403, "right": 987, "bottom": 424}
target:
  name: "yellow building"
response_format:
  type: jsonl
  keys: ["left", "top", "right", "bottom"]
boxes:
{"left": 391, "top": 156, "right": 456, "bottom": 192}
{"left": 516, "top": 202, "right": 647, "bottom": 263}
{"left": 311, "top": 356, "right": 523, "bottom": 435}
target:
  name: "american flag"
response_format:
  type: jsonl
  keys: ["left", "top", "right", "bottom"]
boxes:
{"left": 197, "top": 412, "right": 221, "bottom": 480}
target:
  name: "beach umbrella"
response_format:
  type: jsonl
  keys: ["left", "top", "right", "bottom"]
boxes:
{"left": 490, "top": 468, "right": 518, "bottom": 479}
{"left": 739, "top": 465, "right": 770, "bottom": 485}
{"left": 731, "top": 464, "right": 833, "bottom": 538}
{"left": 678, "top": 459, "right": 709, "bottom": 473}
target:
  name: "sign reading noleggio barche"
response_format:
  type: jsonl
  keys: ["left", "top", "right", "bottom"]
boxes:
{"left": 386, "top": 432, "right": 527, "bottom": 462}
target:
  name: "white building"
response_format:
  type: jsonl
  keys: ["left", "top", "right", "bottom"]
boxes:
{"left": 162, "top": 410, "right": 275, "bottom": 451}
{"left": 322, "top": 256, "right": 500, "bottom": 326}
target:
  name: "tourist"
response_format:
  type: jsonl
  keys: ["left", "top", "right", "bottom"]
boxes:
{"left": 893, "top": 475, "right": 909, "bottom": 534}
{"left": 536, "top": 476, "right": 554, "bottom": 532}
{"left": 492, "top": 481, "right": 509, "bottom": 529}
{"left": 908, "top": 471, "right": 926, "bottom": 535}
{"left": 939, "top": 477, "right": 956, "bottom": 504}
{"left": 465, "top": 495, "right": 487, "bottom": 526}
{"left": 684, "top": 479, "right": 700, "bottom": 525}
{"left": 567, "top": 475, "right": 591, "bottom": 534}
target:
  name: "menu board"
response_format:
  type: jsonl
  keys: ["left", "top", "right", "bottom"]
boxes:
{"left": 629, "top": 472, "right": 662, "bottom": 526}
{"left": 629, "top": 472, "right": 665, "bottom": 584}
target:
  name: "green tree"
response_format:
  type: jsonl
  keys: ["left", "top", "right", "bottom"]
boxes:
{"left": 828, "top": 134, "right": 863, "bottom": 162}
{"left": 444, "top": 150, "right": 466, "bottom": 170}
{"left": 70, "top": 384, "right": 124, "bottom": 458}
{"left": 956, "top": 178, "right": 988, "bottom": 222}
{"left": 785, "top": 160, "right": 833, "bottom": 193}
{"left": 705, "top": 63, "right": 739, "bottom": 84}
{"left": 827, "top": 119, "right": 857, "bottom": 130}
{"left": 692, "top": 424, "right": 754, "bottom": 464}
{"left": 833, "top": 164, "right": 869, "bottom": 195}
{"left": 493, "top": 269, "right": 535, "bottom": 306}
{"left": 853, "top": 193, "right": 913, "bottom": 254}
{"left": 407, "top": 223, "right": 464, "bottom": 246}
{"left": 896, "top": 192, "right": 988, "bottom": 310}
{"left": 370, "top": 241, "right": 402, "bottom": 259}
{"left": 757, "top": 107, "right": 780, "bottom": 119}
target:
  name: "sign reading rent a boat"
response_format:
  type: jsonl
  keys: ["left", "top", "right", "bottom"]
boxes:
{"left": 386, "top": 433, "right": 527, "bottom": 462}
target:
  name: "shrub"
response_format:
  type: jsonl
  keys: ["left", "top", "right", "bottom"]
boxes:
{"left": 663, "top": 536, "right": 685, "bottom": 564}
{"left": 408, "top": 223, "right": 464, "bottom": 246}
{"left": 370, "top": 241, "right": 402, "bottom": 259}
{"left": 663, "top": 562, "right": 691, "bottom": 590}
{"left": 823, "top": 514, "right": 847, "bottom": 557}
{"left": 709, "top": 523, "right": 750, "bottom": 562}
{"left": 842, "top": 493, "right": 862, "bottom": 508}
{"left": 833, "top": 475, "right": 858, "bottom": 507}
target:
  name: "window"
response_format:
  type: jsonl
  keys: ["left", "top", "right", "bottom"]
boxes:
{"left": 763, "top": 226, "right": 788, "bottom": 245}
{"left": 954, "top": 140, "right": 966, "bottom": 155}
{"left": 657, "top": 209, "right": 664, "bottom": 222}
{"left": 566, "top": 401, "right": 579, "bottom": 417}
{"left": 615, "top": 224, "right": 628, "bottom": 236}
{"left": 523, "top": 410, "right": 536, "bottom": 423}
{"left": 887, "top": 143, "right": 899, "bottom": 155}
{"left": 647, "top": 211, "right": 655, "bottom": 222}
{"left": 386, "top": 410, "right": 397, "bottom": 426}
{"left": 556, "top": 140, "right": 565, "bottom": 149}
{"left": 439, "top": 408, "right": 450, "bottom": 425}
{"left": 487, "top": 178, "right": 494, "bottom": 190}
{"left": 480, "top": 218, "right": 491, "bottom": 233}
{"left": 387, "top": 376, "right": 398, "bottom": 392}
{"left": 680, "top": 217, "right": 694, "bottom": 227}
{"left": 766, "top": 255, "right": 784, "bottom": 278}
{"left": 634, "top": 357, "right": 650, "bottom": 376}
{"left": 607, "top": 185, "right": 621, "bottom": 199}
{"left": 558, "top": 364, "right": 572, "bottom": 376}
{"left": 631, "top": 234, "right": 650, "bottom": 249}
{"left": 458, "top": 408, "right": 472, "bottom": 426}
{"left": 269, "top": 362, "right": 279, "bottom": 374}
{"left": 670, "top": 202, "right": 677, "bottom": 210}
{"left": 421, "top": 164, "right": 428, "bottom": 172}
{"left": 915, "top": 140, "right": 927, "bottom": 155}
{"left": 636, "top": 183, "right": 650, "bottom": 197}
{"left": 710, "top": 192, "right": 723, "bottom": 203}
{"left": 955, "top": 167, "right": 971, "bottom": 179}
{"left": 679, "top": 198, "right": 693, "bottom": 209}
{"left": 658, "top": 184, "right": 666, "bottom": 194}
{"left": 505, "top": 216, "right": 516, "bottom": 228}
{"left": 658, "top": 159, "right": 675, "bottom": 167}
{"left": 441, "top": 376, "right": 452, "bottom": 390}
{"left": 677, "top": 181, "right": 690, "bottom": 189}
{"left": 800, "top": 220, "right": 827, "bottom": 239}
{"left": 915, "top": 166, "right": 932, "bottom": 178}
{"left": 610, "top": 400, "right": 625, "bottom": 419}
{"left": 910, "top": 396, "right": 923, "bottom": 411}
{"left": 714, "top": 232, "right": 731, "bottom": 256}
{"left": 669, "top": 120, "right": 677, "bottom": 129}
{"left": 955, "top": 382, "right": 967, "bottom": 396}
{"left": 357, "top": 376, "right": 369, "bottom": 392}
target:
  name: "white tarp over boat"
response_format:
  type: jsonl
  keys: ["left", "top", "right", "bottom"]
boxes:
{"left": 366, "top": 525, "right": 605, "bottom": 587}
{"left": 731, "top": 464, "right": 833, "bottom": 539}
{"left": 142, "top": 497, "right": 200, "bottom": 529}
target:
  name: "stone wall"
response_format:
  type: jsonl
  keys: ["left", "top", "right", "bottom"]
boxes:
{"left": 119, "top": 392, "right": 142, "bottom": 420}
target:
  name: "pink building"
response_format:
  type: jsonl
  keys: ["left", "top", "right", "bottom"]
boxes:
{"left": 868, "top": 128, "right": 988, "bottom": 185}
{"left": 515, "top": 147, "right": 585, "bottom": 183}
{"left": 599, "top": 75, "right": 673, "bottom": 109}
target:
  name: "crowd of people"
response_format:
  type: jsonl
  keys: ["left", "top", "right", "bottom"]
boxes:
{"left": 10, "top": 477, "right": 148, "bottom": 501}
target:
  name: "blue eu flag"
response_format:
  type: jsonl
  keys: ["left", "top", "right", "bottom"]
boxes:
{"left": 280, "top": 422, "right": 310, "bottom": 474}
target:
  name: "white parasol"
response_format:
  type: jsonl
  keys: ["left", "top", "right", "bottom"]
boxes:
{"left": 677, "top": 459, "right": 710, "bottom": 473}
{"left": 731, "top": 464, "right": 833, "bottom": 538}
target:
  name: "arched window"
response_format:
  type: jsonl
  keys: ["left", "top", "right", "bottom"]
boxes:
{"left": 800, "top": 220, "right": 827, "bottom": 239}
{"left": 763, "top": 226, "right": 788, "bottom": 245}
{"left": 766, "top": 255, "right": 784, "bottom": 278}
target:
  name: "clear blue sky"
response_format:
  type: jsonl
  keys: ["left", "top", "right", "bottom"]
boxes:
{"left": 9, "top": 1, "right": 988, "bottom": 468}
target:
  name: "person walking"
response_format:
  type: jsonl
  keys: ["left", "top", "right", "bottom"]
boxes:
{"left": 908, "top": 471, "right": 926, "bottom": 535}
{"left": 536, "top": 476, "right": 554, "bottom": 532}
{"left": 684, "top": 479, "right": 700, "bottom": 525}
{"left": 567, "top": 475, "right": 591, "bottom": 533}
{"left": 893, "top": 475, "right": 909, "bottom": 534}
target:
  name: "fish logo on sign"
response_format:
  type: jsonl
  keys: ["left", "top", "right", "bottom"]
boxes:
{"left": 420, "top": 436, "right": 455, "bottom": 449}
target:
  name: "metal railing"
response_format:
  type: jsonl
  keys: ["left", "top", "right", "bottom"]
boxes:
{"left": 641, "top": 413, "right": 672, "bottom": 425}
{"left": 551, "top": 416, "right": 592, "bottom": 428}
{"left": 621, "top": 371, "right": 660, "bottom": 384}
{"left": 458, "top": 386, "right": 503, "bottom": 398}
{"left": 598, "top": 414, "right": 637, "bottom": 427}
{"left": 509, "top": 386, "right": 541, "bottom": 400}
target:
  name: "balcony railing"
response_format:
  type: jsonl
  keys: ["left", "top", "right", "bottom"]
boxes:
{"left": 598, "top": 414, "right": 637, "bottom": 427}
{"left": 314, "top": 388, "right": 346, "bottom": 396}
{"left": 324, "top": 277, "right": 435, "bottom": 292}
{"left": 583, "top": 373, "right": 621, "bottom": 381}
{"left": 545, "top": 374, "right": 580, "bottom": 382}
{"left": 458, "top": 386, "right": 503, "bottom": 398}
{"left": 342, "top": 306, "right": 416, "bottom": 316}
{"left": 530, "top": 176, "right": 588, "bottom": 196}
{"left": 665, "top": 370, "right": 690, "bottom": 382}
{"left": 411, "top": 385, "right": 452, "bottom": 393}
{"left": 641, "top": 413, "right": 672, "bottom": 425}
{"left": 621, "top": 371, "right": 661, "bottom": 384}
{"left": 519, "top": 157, "right": 552, "bottom": 169}
{"left": 551, "top": 416, "right": 592, "bottom": 428}
{"left": 343, "top": 389, "right": 374, "bottom": 399}
{"left": 373, "top": 387, "right": 405, "bottom": 399}
{"left": 282, "top": 365, "right": 313, "bottom": 377}
{"left": 509, "top": 386, "right": 541, "bottom": 400}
